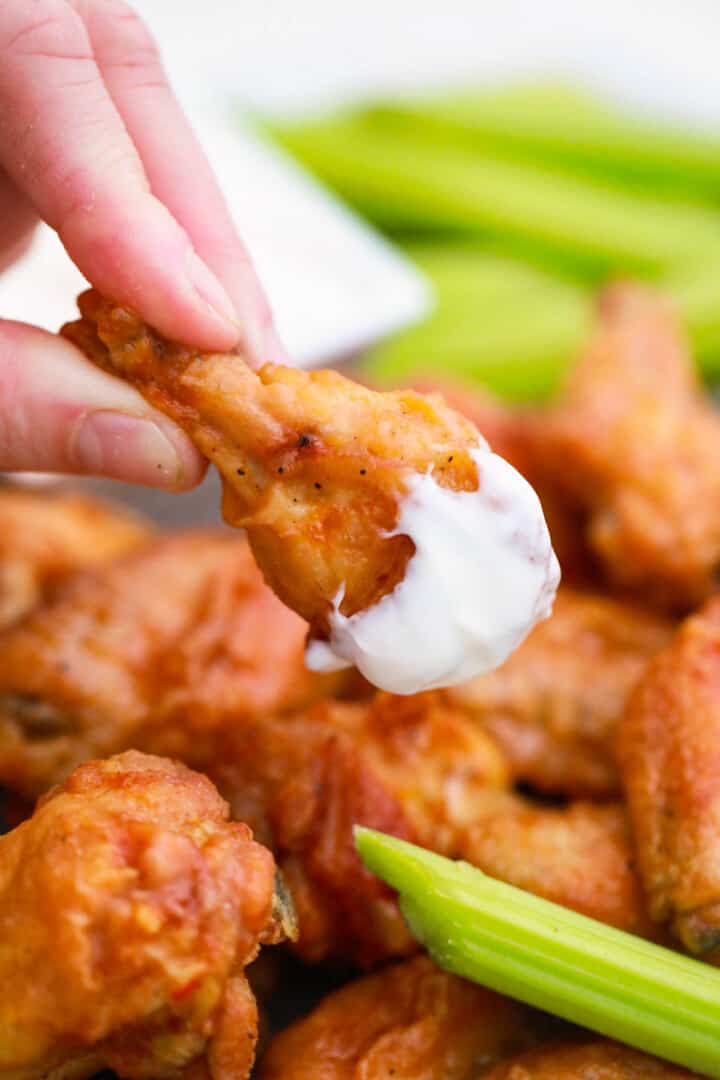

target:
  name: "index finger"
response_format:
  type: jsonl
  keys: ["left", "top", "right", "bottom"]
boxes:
{"left": 0, "top": 0, "right": 240, "bottom": 351}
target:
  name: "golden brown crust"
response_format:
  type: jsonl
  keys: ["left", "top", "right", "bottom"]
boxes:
{"left": 0, "top": 750, "right": 280, "bottom": 1079}
{"left": 445, "top": 587, "right": 673, "bottom": 797}
{"left": 620, "top": 596, "right": 720, "bottom": 955}
{"left": 0, "top": 531, "right": 339, "bottom": 799}
{"left": 258, "top": 955, "right": 547, "bottom": 1080}
{"left": 481, "top": 1040, "right": 700, "bottom": 1078}
{"left": 62, "top": 291, "right": 483, "bottom": 636}
{"left": 541, "top": 283, "right": 720, "bottom": 609}
{"left": 0, "top": 487, "right": 151, "bottom": 628}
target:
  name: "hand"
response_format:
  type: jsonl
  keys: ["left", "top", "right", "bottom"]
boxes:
{"left": 0, "top": 0, "right": 286, "bottom": 488}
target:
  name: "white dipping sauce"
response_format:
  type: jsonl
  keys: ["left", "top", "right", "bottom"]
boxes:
{"left": 305, "top": 445, "right": 560, "bottom": 694}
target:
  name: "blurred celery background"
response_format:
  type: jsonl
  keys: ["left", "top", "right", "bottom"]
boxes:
{"left": 264, "top": 81, "right": 720, "bottom": 400}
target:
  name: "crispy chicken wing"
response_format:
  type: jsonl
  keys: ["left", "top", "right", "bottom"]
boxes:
{"left": 541, "top": 283, "right": 720, "bottom": 609}
{"left": 620, "top": 596, "right": 720, "bottom": 956}
{"left": 445, "top": 587, "right": 672, "bottom": 797}
{"left": 461, "top": 794, "right": 654, "bottom": 936}
{"left": 0, "top": 531, "right": 340, "bottom": 799}
{"left": 211, "top": 692, "right": 508, "bottom": 967}
{"left": 0, "top": 750, "right": 292, "bottom": 1080}
{"left": 0, "top": 487, "right": 150, "bottom": 628}
{"left": 209, "top": 693, "right": 651, "bottom": 964}
{"left": 62, "top": 291, "right": 558, "bottom": 693}
{"left": 258, "top": 955, "right": 547, "bottom": 1080}
{"left": 482, "top": 1040, "right": 699, "bottom": 1078}
{"left": 62, "top": 293, "right": 481, "bottom": 629}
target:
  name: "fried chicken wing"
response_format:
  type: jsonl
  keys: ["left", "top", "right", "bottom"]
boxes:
{"left": 461, "top": 794, "right": 654, "bottom": 936}
{"left": 62, "top": 291, "right": 559, "bottom": 693}
{"left": 0, "top": 531, "right": 340, "bottom": 799}
{"left": 0, "top": 487, "right": 150, "bottom": 628}
{"left": 211, "top": 692, "right": 508, "bottom": 967}
{"left": 258, "top": 955, "right": 547, "bottom": 1080}
{"left": 482, "top": 1040, "right": 698, "bottom": 1078}
{"left": 0, "top": 750, "right": 292, "bottom": 1080}
{"left": 620, "top": 596, "right": 720, "bottom": 956}
{"left": 445, "top": 587, "right": 672, "bottom": 797}
{"left": 208, "top": 693, "right": 651, "bottom": 964}
{"left": 541, "top": 283, "right": 720, "bottom": 609}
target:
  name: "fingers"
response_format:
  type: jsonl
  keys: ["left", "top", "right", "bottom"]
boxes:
{"left": 0, "top": 168, "right": 37, "bottom": 272}
{"left": 73, "top": 0, "right": 287, "bottom": 365}
{"left": 0, "top": 0, "right": 240, "bottom": 351}
{"left": 0, "top": 319, "right": 207, "bottom": 488}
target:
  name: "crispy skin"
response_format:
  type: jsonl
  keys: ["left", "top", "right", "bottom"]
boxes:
{"left": 482, "top": 1040, "right": 699, "bottom": 1079}
{"left": 62, "top": 291, "right": 484, "bottom": 637}
{"left": 542, "top": 283, "right": 720, "bottom": 609}
{"left": 258, "top": 955, "right": 547, "bottom": 1080}
{"left": 0, "top": 488, "right": 150, "bottom": 628}
{"left": 620, "top": 596, "right": 720, "bottom": 955}
{"left": 0, "top": 531, "right": 339, "bottom": 799}
{"left": 211, "top": 693, "right": 509, "bottom": 967}
{"left": 0, "top": 750, "right": 288, "bottom": 1080}
{"left": 461, "top": 794, "right": 654, "bottom": 936}
{"left": 445, "top": 588, "right": 672, "bottom": 797}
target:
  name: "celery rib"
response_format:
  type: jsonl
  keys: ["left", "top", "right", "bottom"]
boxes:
{"left": 356, "top": 828, "right": 720, "bottom": 1078}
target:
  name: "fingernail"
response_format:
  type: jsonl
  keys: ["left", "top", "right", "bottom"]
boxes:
{"left": 71, "top": 411, "right": 184, "bottom": 486}
{"left": 185, "top": 249, "right": 241, "bottom": 337}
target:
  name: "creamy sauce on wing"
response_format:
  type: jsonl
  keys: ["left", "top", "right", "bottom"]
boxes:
{"left": 305, "top": 445, "right": 560, "bottom": 694}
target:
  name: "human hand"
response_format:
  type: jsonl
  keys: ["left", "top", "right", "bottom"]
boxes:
{"left": 0, "top": 0, "right": 285, "bottom": 488}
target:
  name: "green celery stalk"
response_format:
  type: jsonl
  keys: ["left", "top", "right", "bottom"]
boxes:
{"left": 265, "top": 117, "right": 720, "bottom": 273}
{"left": 363, "top": 83, "right": 720, "bottom": 198}
{"left": 356, "top": 827, "right": 720, "bottom": 1078}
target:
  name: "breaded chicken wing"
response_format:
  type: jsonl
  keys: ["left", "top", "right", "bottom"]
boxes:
{"left": 62, "top": 291, "right": 559, "bottom": 693}
{"left": 620, "top": 596, "right": 720, "bottom": 956}
{"left": 258, "top": 955, "right": 548, "bottom": 1080}
{"left": 209, "top": 693, "right": 650, "bottom": 965}
{"left": 0, "top": 531, "right": 340, "bottom": 799}
{"left": 445, "top": 587, "right": 672, "bottom": 797}
{"left": 462, "top": 794, "right": 654, "bottom": 936}
{"left": 211, "top": 692, "right": 508, "bottom": 966}
{"left": 542, "top": 283, "right": 720, "bottom": 609}
{"left": 0, "top": 750, "right": 293, "bottom": 1080}
{"left": 482, "top": 1040, "right": 699, "bottom": 1078}
{"left": 0, "top": 487, "right": 150, "bottom": 628}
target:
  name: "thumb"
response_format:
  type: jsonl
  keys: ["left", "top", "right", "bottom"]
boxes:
{"left": 0, "top": 320, "right": 206, "bottom": 489}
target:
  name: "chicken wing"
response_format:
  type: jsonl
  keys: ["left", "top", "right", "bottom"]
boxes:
{"left": 0, "top": 750, "right": 293, "bottom": 1080}
{"left": 541, "top": 283, "right": 720, "bottom": 609}
{"left": 0, "top": 531, "right": 341, "bottom": 799}
{"left": 62, "top": 291, "right": 559, "bottom": 693}
{"left": 258, "top": 954, "right": 548, "bottom": 1080}
{"left": 0, "top": 487, "right": 150, "bottom": 628}
{"left": 620, "top": 595, "right": 720, "bottom": 956}
{"left": 445, "top": 587, "right": 672, "bottom": 797}
{"left": 482, "top": 1040, "right": 699, "bottom": 1078}
{"left": 209, "top": 693, "right": 651, "bottom": 965}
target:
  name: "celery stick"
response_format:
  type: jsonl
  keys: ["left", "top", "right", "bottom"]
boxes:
{"left": 266, "top": 118, "right": 720, "bottom": 273}
{"left": 367, "top": 84, "right": 720, "bottom": 198}
{"left": 356, "top": 828, "right": 720, "bottom": 1078}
